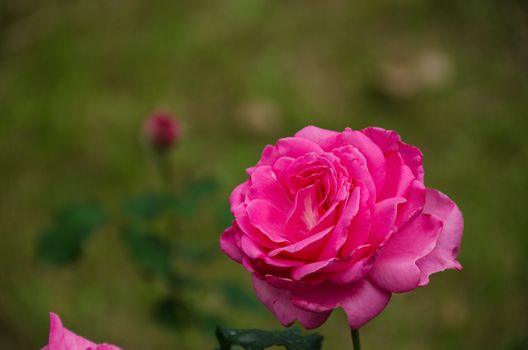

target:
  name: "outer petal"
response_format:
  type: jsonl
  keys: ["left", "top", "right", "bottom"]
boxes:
{"left": 369, "top": 213, "right": 442, "bottom": 293}
{"left": 294, "top": 125, "right": 340, "bottom": 150}
{"left": 240, "top": 235, "right": 267, "bottom": 259}
{"left": 220, "top": 225, "right": 243, "bottom": 263}
{"left": 229, "top": 182, "right": 249, "bottom": 214}
{"left": 416, "top": 189, "right": 463, "bottom": 285}
{"left": 47, "top": 313, "right": 96, "bottom": 350}
{"left": 258, "top": 137, "right": 324, "bottom": 166}
{"left": 252, "top": 276, "right": 331, "bottom": 329}
{"left": 324, "top": 245, "right": 375, "bottom": 284}
{"left": 291, "top": 279, "right": 391, "bottom": 329}
{"left": 362, "top": 127, "right": 424, "bottom": 182}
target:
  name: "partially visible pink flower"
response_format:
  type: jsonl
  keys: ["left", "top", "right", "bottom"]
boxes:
{"left": 143, "top": 111, "right": 181, "bottom": 151}
{"left": 220, "top": 125, "right": 464, "bottom": 330}
{"left": 41, "top": 313, "right": 121, "bottom": 350}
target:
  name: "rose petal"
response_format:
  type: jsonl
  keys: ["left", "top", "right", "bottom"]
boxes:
{"left": 291, "top": 279, "right": 391, "bottom": 329}
{"left": 47, "top": 313, "right": 97, "bottom": 350}
{"left": 394, "top": 179, "right": 425, "bottom": 228}
{"left": 259, "top": 137, "right": 324, "bottom": 166}
{"left": 229, "top": 182, "right": 249, "bottom": 214}
{"left": 362, "top": 127, "right": 424, "bottom": 182}
{"left": 328, "top": 256, "right": 374, "bottom": 284}
{"left": 246, "top": 199, "right": 289, "bottom": 243}
{"left": 340, "top": 128, "right": 386, "bottom": 195}
{"left": 417, "top": 189, "right": 463, "bottom": 285}
{"left": 247, "top": 166, "right": 290, "bottom": 208}
{"left": 370, "top": 197, "right": 407, "bottom": 247}
{"left": 263, "top": 275, "right": 297, "bottom": 289}
{"left": 269, "top": 226, "right": 334, "bottom": 260}
{"left": 263, "top": 255, "right": 306, "bottom": 268}
{"left": 318, "top": 186, "right": 362, "bottom": 260}
{"left": 294, "top": 125, "right": 340, "bottom": 149}
{"left": 379, "top": 152, "right": 415, "bottom": 201}
{"left": 252, "top": 276, "right": 331, "bottom": 329}
{"left": 291, "top": 259, "right": 333, "bottom": 281}
{"left": 284, "top": 185, "right": 319, "bottom": 241}
{"left": 339, "top": 187, "right": 372, "bottom": 257}
{"left": 236, "top": 210, "right": 289, "bottom": 248}
{"left": 240, "top": 235, "right": 266, "bottom": 259}
{"left": 219, "top": 225, "right": 243, "bottom": 263}
{"left": 399, "top": 143, "right": 424, "bottom": 182}
{"left": 369, "top": 213, "right": 442, "bottom": 292}
{"left": 295, "top": 245, "right": 374, "bottom": 284}
{"left": 332, "top": 146, "right": 376, "bottom": 205}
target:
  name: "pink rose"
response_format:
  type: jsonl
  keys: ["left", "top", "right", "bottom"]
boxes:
{"left": 220, "top": 126, "right": 463, "bottom": 329}
{"left": 41, "top": 313, "right": 121, "bottom": 350}
{"left": 143, "top": 111, "right": 181, "bottom": 151}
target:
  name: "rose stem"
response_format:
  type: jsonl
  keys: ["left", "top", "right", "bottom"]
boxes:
{"left": 351, "top": 328, "right": 361, "bottom": 350}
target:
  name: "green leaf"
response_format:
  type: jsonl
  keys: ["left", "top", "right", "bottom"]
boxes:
{"left": 36, "top": 203, "right": 106, "bottom": 265}
{"left": 215, "top": 327, "right": 323, "bottom": 350}
{"left": 122, "top": 226, "right": 172, "bottom": 277}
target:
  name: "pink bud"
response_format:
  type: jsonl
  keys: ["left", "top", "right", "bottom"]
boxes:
{"left": 143, "top": 111, "right": 181, "bottom": 152}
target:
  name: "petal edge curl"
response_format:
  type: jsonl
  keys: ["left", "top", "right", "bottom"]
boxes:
{"left": 368, "top": 213, "right": 442, "bottom": 293}
{"left": 252, "top": 276, "right": 331, "bottom": 329}
{"left": 417, "top": 189, "right": 464, "bottom": 285}
{"left": 291, "top": 279, "right": 391, "bottom": 329}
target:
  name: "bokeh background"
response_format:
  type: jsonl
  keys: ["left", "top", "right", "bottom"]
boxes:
{"left": 1, "top": 0, "right": 527, "bottom": 349}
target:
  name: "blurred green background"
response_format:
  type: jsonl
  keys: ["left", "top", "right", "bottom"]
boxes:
{"left": 1, "top": 0, "right": 527, "bottom": 349}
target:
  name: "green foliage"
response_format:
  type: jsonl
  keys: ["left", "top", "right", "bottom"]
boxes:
{"left": 187, "top": 177, "right": 219, "bottom": 200}
{"left": 174, "top": 177, "right": 219, "bottom": 217}
{"left": 36, "top": 203, "right": 105, "bottom": 265}
{"left": 6, "top": 0, "right": 526, "bottom": 348}
{"left": 175, "top": 245, "right": 217, "bottom": 264}
{"left": 153, "top": 296, "right": 192, "bottom": 328}
{"left": 215, "top": 327, "right": 323, "bottom": 350}
{"left": 219, "top": 281, "right": 262, "bottom": 312}
{"left": 216, "top": 203, "right": 234, "bottom": 229}
{"left": 123, "top": 177, "right": 218, "bottom": 220}
{"left": 121, "top": 226, "right": 172, "bottom": 277}
{"left": 123, "top": 193, "right": 179, "bottom": 221}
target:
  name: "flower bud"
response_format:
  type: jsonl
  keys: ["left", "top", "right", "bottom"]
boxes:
{"left": 143, "top": 111, "right": 181, "bottom": 152}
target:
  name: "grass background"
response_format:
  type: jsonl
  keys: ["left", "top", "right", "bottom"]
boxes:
{"left": 0, "top": 0, "right": 527, "bottom": 349}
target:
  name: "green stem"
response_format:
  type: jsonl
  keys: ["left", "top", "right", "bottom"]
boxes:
{"left": 153, "top": 151, "right": 172, "bottom": 192}
{"left": 351, "top": 328, "right": 361, "bottom": 350}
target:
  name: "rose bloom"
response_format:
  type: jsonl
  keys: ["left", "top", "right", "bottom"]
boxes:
{"left": 220, "top": 126, "right": 463, "bottom": 329}
{"left": 41, "top": 313, "right": 121, "bottom": 350}
{"left": 143, "top": 111, "right": 181, "bottom": 151}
